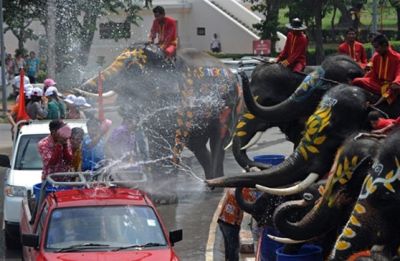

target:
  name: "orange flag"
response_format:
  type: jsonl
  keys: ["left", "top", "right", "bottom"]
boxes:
{"left": 16, "top": 69, "right": 30, "bottom": 122}
{"left": 98, "top": 70, "right": 105, "bottom": 121}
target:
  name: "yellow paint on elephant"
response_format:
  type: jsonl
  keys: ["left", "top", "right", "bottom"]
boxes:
{"left": 349, "top": 215, "right": 361, "bottom": 227}
{"left": 384, "top": 183, "right": 395, "bottom": 193}
{"left": 305, "top": 145, "right": 319, "bottom": 153}
{"left": 351, "top": 156, "right": 359, "bottom": 166}
{"left": 336, "top": 163, "right": 343, "bottom": 177}
{"left": 335, "top": 240, "right": 351, "bottom": 250}
{"left": 354, "top": 203, "right": 366, "bottom": 214}
{"left": 236, "top": 121, "right": 246, "bottom": 129}
{"left": 314, "top": 136, "right": 326, "bottom": 145}
{"left": 366, "top": 176, "right": 377, "bottom": 194}
{"left": 236, "top": 131, "right": 247, "bottom": 137}
{"left": 299, "top": 147, "right": 308, "bottom": 161}
{"left": 343, "top": 227, "right": 356, "bottom": 238}
{"left": 243, "top": 113, "right": 255, "bottom": 120}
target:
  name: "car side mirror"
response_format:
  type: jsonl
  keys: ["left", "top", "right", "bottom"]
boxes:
{"left": 0, "top": 155, "right": 10, "bottom": 168}
{"left": 21, "top": 233, "right": 39, "bottom": 248}
{"left": 169, "top": 229, "right": 183, "bottom": 246}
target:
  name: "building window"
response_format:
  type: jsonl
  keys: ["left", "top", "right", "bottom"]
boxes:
{"left": 197, "top": 27, "right": 206, "bottom": 36}
{"left": 99, "top": 22, "right": 131, "bottom": 39}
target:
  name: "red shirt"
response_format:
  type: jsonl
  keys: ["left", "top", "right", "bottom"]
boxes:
{"left": 150, "top": 16, "right": 177, "bottom": 49}
{"left": 218, "top": 188, "right": 256, "bottom": 226}
{"left": 338, "top": 41, "right": 367, "bottom": 67}
{"left": 38, "top": 135, "right": 72, "bottom": 179}
{"left": 375, "top": 118, "right": 396, "bottom": 129}
{"left": 277, "top": 31, "right": 308, "bottom": 69}
{"left": 365, "top": 48, "right": 400, "bottom": 86}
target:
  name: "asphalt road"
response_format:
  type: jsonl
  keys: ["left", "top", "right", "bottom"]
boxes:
{"left": 0, "top": 123, "right": 292, "bottom": 261}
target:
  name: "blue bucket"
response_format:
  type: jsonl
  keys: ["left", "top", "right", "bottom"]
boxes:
{"left": 276, "top": 244, "right": 323, "bottom": 261}
{"left": 253, "top": 154, "right": 285, "bottom": 166}
{"left": 33, "top": 183, "right": 71, "bottom": 203}
{"left": 258, "top": 227, "right": 283, "bottom": 261}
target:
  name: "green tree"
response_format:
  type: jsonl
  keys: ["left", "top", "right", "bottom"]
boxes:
{"left": 389, "top": 0, "right": 400, "bottom": 39}
{"left": 244, "top": 0, "right": 288, "bottom": 54}
{"left": 3, "top": 0, "right": 42, "bottom": 52}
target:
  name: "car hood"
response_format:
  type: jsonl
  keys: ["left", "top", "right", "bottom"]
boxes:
{"left": 8, "top": 169, "right": 41, "bottom": 188}
{"left": 41, "top": 249, "right": 179, "bottom": 261}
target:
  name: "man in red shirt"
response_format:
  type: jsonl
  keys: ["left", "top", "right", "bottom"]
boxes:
{"left": 276, "top": 18, "right": 308, "bottom": 72}
{"left": 149, "top": 6, "right": 177, "bottom": 58}
{"left": 338, "top": 28, "right": 367, "bottom": 69}
{"left": 352, "top": 34, "right": 400, "bottom": 105}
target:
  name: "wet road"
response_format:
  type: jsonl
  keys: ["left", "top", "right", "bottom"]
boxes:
{"left": 0, "top": 124, "right": 292, "bottom": 260}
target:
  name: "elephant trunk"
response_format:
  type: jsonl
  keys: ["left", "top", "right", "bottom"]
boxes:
{"left": 232, "top": 135, "right": 271, "bottom": 170}
{"left": 206, "top": 152, "right": 307, "bottom": 188}
{"left": 274, "top": 198, "right": 337, "bottom": 240}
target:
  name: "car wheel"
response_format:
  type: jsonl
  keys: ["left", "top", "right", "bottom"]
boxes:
{"left": 5, "top": 226, "right": 20, "bottom": 249}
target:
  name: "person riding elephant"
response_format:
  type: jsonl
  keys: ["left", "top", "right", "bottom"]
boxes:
{"left": 269, "top": 134, "right": 380, "bottom": 259}
{"left": 233, "top": 54, "right": 364, "bottom": 170}
{"left": 328, "top": 128, "right": 400, "bottom": 260}
{"left": 75, "top": 43, "right": 242, "bottom": 180}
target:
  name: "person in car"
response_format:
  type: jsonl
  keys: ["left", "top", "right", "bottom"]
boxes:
{"left": 71, "top": 127, "right": 84, "bottom": 172}
{"left": 38, "top": 120, "right": 72, "bottom": 180}
{"left": 45, "top": 86, "right": 66, "bottom": 119}
{"left": 82, "top": 117, "right": 107, "bottom": 172}
{"left": 26, "top": 87, "right": 48, "bottom": 120}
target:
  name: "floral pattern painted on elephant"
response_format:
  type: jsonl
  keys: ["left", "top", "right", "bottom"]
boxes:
{"left": 298, "top": 105, "right": 332, "bottom": 161}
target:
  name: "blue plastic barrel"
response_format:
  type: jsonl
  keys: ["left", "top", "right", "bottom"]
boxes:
{"left": 253, "top": 154, "right": 285, "bottom": 261}
{"left": 253, "top": 154, "right": 285, "bottom": 166}
{"left": 276, "top": 244, "right": 323, "bottom": 261}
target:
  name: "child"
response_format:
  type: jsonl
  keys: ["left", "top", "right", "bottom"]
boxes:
{"left": 368, "top": 111, "right": 400, "bottom": 134}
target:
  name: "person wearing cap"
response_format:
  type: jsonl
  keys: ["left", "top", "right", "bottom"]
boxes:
{"left": 338, "top": 28, "right": 367, "bottom": 69}
{"left": 64, "top": 95, "right": 91, "bottom": 119}
{"left": 45, "top": 86, "right": 66, "bottom": 120}
{"left": 276, "top": 18, "right": 308, "bottom": 72}
{"left": 26, "top": 87, "right": 48, "bottom": 120}
{"left": 38, "top": 120, "right": 72, "bottom": 180}
{"left": 43, "top": 78, "right": 56, "bottom": 93}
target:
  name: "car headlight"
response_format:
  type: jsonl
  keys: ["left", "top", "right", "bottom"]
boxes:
{"left": 5, "top": 185, "right": 27, "bottom": 197}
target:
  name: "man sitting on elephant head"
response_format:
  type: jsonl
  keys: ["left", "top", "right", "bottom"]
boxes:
{"left": 149, "top": 5, "right": 177, "bottom": 58}
{"left": 275, "top": 18, "right": 308, "bottom": 72}
{"left": 352, "top": 34, "right": 400, "bottom": 106}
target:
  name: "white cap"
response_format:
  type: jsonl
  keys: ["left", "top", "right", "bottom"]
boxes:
{"left": 32, "top": 87, "right": 43, "bottom": 97}
{"left": 64, "top": 94, "right": 77, "bottom": 104}
{"left": 13, "top": 75, "right": 30, "bottom": 87}
{"left": 45, "top": 86, "right": 58, "bottom": 97}
{"left": 25, "top": 89, "right": 33, "bottom": 99}
{"left": 74, "top": 96, "right": 91, "bottom": 107}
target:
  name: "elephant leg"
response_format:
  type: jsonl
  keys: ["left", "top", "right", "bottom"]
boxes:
{"left": 209, "top": 121, "right": 225, "bottom": 179}
{"left": 187, "top": 136, "right": 212, "bottom": 179}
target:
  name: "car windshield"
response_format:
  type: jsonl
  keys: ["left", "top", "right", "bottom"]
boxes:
{"left": 46, "top": 206, "right": 167, "bottom": 250}
{"left": 14, "top": 134, "right": 46, "bottom": 170}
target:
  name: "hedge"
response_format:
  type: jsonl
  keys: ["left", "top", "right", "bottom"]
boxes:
{"left": 210, "top": 41, "right": 400, "bottom": 66}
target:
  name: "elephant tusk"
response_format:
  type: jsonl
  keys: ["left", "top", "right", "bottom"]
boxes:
{"left": 224, "top": 139, "right": 233, "bottom": 151}
{"left": 241, "top": 131, "right": 263, "bottom": 150}
{"left": 255, "top": 173, "right": 319, "bottom": 196}
{"left": 74, "top": 88, "right": 117, "bottom": 98}
{"left": 267, "top": 234, "right": 308, "bottom": 244}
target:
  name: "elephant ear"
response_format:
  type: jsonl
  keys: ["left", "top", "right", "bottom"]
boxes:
{"left": 346, "top": 156, "right": 373, "bottom": 197}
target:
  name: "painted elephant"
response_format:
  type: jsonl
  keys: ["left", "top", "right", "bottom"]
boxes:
{"left": 271, "top": 134, "right": 380, "bottom": 258}
{"left": 233, "top": 55, "right": 364, "bottom": 170}
{"left": 207, "top": 69, "right": 400, "bottom": 193}
{"left": 76, "top": 43, "right": 242, "bottom": 179}
{"left": 329, "top": 129, "right": 400, "bottom": 260}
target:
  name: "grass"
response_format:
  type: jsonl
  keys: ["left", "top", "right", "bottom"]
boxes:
{"left": 278, "top": 1, "right": 398, "bottom": 30}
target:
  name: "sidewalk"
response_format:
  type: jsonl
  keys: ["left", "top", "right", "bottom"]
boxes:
{"left": 240, "top": 212, "right": 256, "bottom": 261}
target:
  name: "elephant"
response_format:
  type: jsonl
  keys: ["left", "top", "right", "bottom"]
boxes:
{"left": 271, "top": 134, "right": 380, "bottom": 258}
{"left": 76, "top": 43, "right": 242, "bottom": 179}
{"left": 328, "top": 128, "right": 400, "bottom": 260}
{"left": 233, "top": 55, "right": 364, "bottom": 170}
